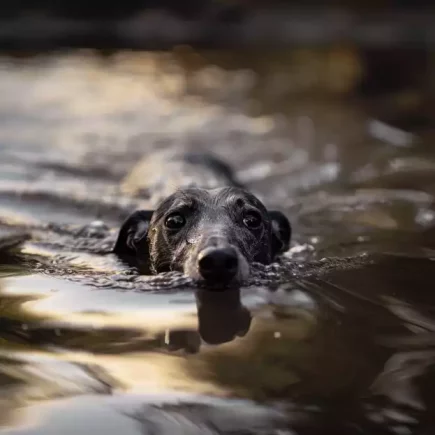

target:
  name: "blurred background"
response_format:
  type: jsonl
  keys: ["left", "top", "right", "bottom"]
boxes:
{"left": 2, "top": 0, "right": 435, "bottom": 106}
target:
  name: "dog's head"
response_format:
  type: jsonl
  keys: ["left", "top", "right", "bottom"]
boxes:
{"left": 114, "top": 187, "right": 291, "bottom": 286}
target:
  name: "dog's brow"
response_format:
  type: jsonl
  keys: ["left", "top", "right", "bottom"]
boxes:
{"left": 153, "top": 196, "right": 193, "bottom": 222}
{"left": 234, "top": 197, "right": 245, "bottom": 207}
{"left": 220, "top": 196, "right": 241, "bottom": 210}
{"left": 223, "top": 191, "right": 251, "bottom": 206}
{"left": 171, "top": 198, "right": 193, "bottom": 209}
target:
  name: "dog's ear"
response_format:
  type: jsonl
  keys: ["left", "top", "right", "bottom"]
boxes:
{"left": 268, "top": 210, "right": 291, "bottom": 257}
{"left": 113, "top": 210, "right": 154, "bottom": 260}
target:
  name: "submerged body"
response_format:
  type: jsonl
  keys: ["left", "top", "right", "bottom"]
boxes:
{"left": 121, "top": 150, "right": 243, "bottom": 204}
{"left": 114, "top": 152, "right": 291, "bottom": 286}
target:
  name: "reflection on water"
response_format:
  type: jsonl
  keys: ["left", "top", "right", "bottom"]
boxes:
{"left": 0, "top": 50, "right": 435, "bottom": 433}
{"left": 2, "top": 255, "right": 435, "bottom": 433}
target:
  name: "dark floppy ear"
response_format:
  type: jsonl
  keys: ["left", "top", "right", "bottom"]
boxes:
{"left": 113, "top": 210, "right": 154, "bottom": 258}
{"left": 269, "top": 210, "right": 291, "bottom": 257}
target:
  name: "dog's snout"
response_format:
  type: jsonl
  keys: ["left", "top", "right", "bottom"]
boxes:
{"left": 198, "top": 246, "right": 239, "bottom": 283}
{"left": 205, "top": 235, "right": 228, "bottom": 247}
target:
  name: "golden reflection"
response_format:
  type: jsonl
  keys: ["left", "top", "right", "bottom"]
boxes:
{"left": 0, "top": 269, "right": 317, "bottom": 407}
{"left": 0, "top": 275, "right": 253, "bottom": 349}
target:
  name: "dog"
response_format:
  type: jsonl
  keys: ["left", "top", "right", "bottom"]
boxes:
{"left": 114, "top": 152, "right": 291, "bottom": 286}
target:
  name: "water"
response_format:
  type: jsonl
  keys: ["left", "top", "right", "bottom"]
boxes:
{"left": 0, "top": 50, "right": 435, "bottom": 434}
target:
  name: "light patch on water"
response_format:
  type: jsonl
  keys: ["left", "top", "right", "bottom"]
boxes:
{"left": 1, "top": 274, "right": 198, "bottom": 330}
{"left": 367, "top": 118, "right": 414, "bottom": 147}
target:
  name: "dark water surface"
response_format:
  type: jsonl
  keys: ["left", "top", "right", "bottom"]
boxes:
{"left": 1, "top": 51, "right": 435, "bottom": 434}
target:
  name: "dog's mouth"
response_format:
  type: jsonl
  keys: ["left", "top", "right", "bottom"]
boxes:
{"left": 196, "top": 278, "right": 238, "bottom": 290}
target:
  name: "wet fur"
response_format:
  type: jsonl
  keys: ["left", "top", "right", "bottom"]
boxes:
{"left": 114, "top": 153, "right": 291, "bottom": 285}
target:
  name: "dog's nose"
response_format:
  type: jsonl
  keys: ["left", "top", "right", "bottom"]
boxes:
{"left": 197, "top": 247, "right": 239, "bottom": 283}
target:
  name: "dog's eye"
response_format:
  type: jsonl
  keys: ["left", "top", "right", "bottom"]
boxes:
{"left": 243, "top": 211, "right": 262, "bottom": 230}
{"left": 165, "top": 213, "right": 186, "bottom": 230}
